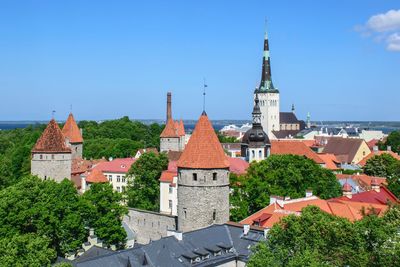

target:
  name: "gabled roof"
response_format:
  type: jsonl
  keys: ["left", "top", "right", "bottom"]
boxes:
{"left": 32, "top": 119, "right": 71, "bottom": 153}
{"left": 279, "top": 112, "right": 299, "bottom": 124}
{"left": 160, "top": 119, "right": 179, "bottom": 138}
{"left": 271, "top": 140, "right": 324, "bottom": 164}
{"left": 94, "top": 158, "right": 136, "bottom": 174}
{"left": 159, "top": 170, "right": 177, "bottom": 183}
{"left": 86, "top": 169, "right": 108, "bottom": 183}
{"left": 62, "top": 113, "right": 83, "bottom": 143}
{"left": 318, "top": 153, "right": 340, "bottom": 170}
{"left": 322, "top": 137, "right": 369, "bottom": 163}
{"left": 336, "top": 173, "right": 386, "bottom": 190}
{"left": 177, "top": 112, "right": 229, "bottom": 169}
{"left": 358, "top": 150, "right": 400, "bottom": 167}
{"left": 333, "top": 186, "right": 399, "bottom": 205}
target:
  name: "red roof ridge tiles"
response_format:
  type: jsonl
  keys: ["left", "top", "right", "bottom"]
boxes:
{"left": 62, "top": 113, "right": 83, "bottom": 143}
{"left": 177, "top": 113, "right": 229, "bottom": 169}
{"left": 32, "top": 119, "right": 71, "bottom": 153}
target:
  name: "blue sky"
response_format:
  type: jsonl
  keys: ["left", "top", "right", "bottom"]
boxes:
{"left": 0, "top": 1, "right": 399, "bottom": 121}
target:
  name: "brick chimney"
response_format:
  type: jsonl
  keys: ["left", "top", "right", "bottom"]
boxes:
{"left": 371, "top": 178, "right": 380, "bottom": 192}
{"left": 342, "top": 183, "right": 352, "bottom": 198}
{"left": 166, "top": 92, "right": 172, "bottom": 122}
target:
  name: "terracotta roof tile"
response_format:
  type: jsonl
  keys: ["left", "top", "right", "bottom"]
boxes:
{"left": 177, "top": 112, "right": 229, "bottom": 169}
{"left": 318, "top": 153, "right": 340, "bottom": 170}
{"left": 228, "top": 157, "right": 249, "bottom": 175}
{"left": 160, "top": 119, "right": 179, "bottom": 138}
{"left": 32, "top": 119, "right": 71, "bottom": 153}
{"left": 86, "top": 169, "right": 108, "bottom": 183}
{"left": 72, "top": 158, "right": 107, "bottom": 175}
{"left": 271, "top": 140, "right": 324, "bottom": 164}
{"left": 62, "top": 113, "right": 83, "bottom": 143}
{"left": 93, "top": 158, "right": 136, "bottom": 174}
{"left": 178, "top": 120, "right": 185, "bottom": 136}
{"left": 322, "top": 137, "right": 370, "bottom": 163}
{"left": 159, "top": 170, "right": 177, "bottom": 183}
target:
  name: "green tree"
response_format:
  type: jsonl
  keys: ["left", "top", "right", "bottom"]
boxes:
{"left": 82, "top": 183, "right": 128, "bottom": 248}
{"left": 0, "top": 233, "right": 56, "bottom": 267}
{"left": 232, "top": 155, "right": 342, "bottom": 220}
{"left": 229, "top": 173, "right": 250, "bottom": 222}
{"left": 379, "top": 131, "right": 400, "bottom": 153}
{"left": 248, "top": 206, "right": 369, "bottom": 267}
{"left": 364, "top": 154, "right": 400, "bottom": 197}
{"left": 126, "top": 152, "right": 168, "bottom": 211}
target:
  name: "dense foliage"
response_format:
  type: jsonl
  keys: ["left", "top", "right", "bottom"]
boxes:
{"left": 364, "top": 153, "right": 400, "bottom": 198}
{"left": 248, "top": 205, "right": 400, "bottom": 267}
{"left": 230, "top": 155, "right": 342, "bottom": 221}
{"left": 0, "top": 176, "right": 127, "bottom": 264}
{"left": 217, "top": 131, "right": 240, "bottom": 143}
{"left": 379, "top": 131, "right": 400, "bottom": 153}
{"left": 0, "top": 117, "right": 164, "bottom": 189}
{"left": 126, "top": 152, "right": 169, "bottom": 211}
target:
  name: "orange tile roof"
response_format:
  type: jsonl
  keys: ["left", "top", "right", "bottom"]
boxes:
{"left": 177, "top": 112, "right": 229, "bottom": 169}
{"left": 318, "top": 153, "right": 340, "bottom": 170}
{"left": 271, "top": 140, "right": 324, "bottom": 164}
{"left": 178, "top": 119, "right": 185, "bottom": 136}
{"left": 32, "top": 119, "right": 71, "bottom": 153}
{"left": 62, "top": 113, "right": 83, "bottom": 143}
{"left": 336, "top": 174, "right": 387, "bottom": 189}
{"left": 159, "top": 170, "right": 177, "bottom": 183}
{"left": 71, "top": 158, "right": 107, "bottom": 175}
{"left": 358, "top": 150, "right": 400, "bottom": 166}
{"left": 86, "top": 169, "right": 108, "bottom": 183}
{"left": 160, "top": 118, "right": 179, "bottom": 138}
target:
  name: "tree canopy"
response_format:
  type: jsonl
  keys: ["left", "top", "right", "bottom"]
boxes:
{"left": 364, "top": 153, "right": 400, "bottom": 198}
{"left": 0, "top": 176, "right": 127, "bottom": 264}
{"left": 126, "top": 152, "right": 169, "bottom": 211}
{"left": 379, "top": 131, "right": 400, "bottom": 153}
{"left": 230, "top": 155, "right": 342, "bottom": 221}
{"left": 248, "top": 205, "right": 400, "bottom": 267}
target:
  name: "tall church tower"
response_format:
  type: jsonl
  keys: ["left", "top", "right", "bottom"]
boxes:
{"left": 255, "top": 26, "right": 280, "bottom": 137}
{"left": 176, "top": 112, "right": 230, "bottom": 232}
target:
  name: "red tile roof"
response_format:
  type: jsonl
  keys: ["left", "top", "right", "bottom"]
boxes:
{"left": 366, "top": 139, "right": 379, "bottom": 150}
{"left": 228, "top": 157, "right": 249, "bottom": 175}
{"left": 322, "top": 137, "right": 369, "bottom": 163}
{"left": 86, "top": 169, "right": 108, "bottom": 183}
{"left": 32, "top": 119, "right": 71, "bottom": 153}
{"left": 333, "top": 186, "right": 398, "bottom": 205}
{"left": 336, "top": 173, "right": 387, "bottom": 189}
{"left": 358, "top": 150, "right": 400, "bottom": 166}
{"left": 177, "top": 113, "right": 229, "bottom": 169}
{"left": 318, "top": 153, "right": 340, "bottom": 170}
{"left": 178, "top": 120, "right": 185, "bottom": 136}
{"left": 62, "top": 113, "right": 83, "bottom": 143}
{"left": 160, "top": 119, "right": 179, "bottom": 138}
{"left": 271, "top": 140, "right": 324, "bottom": 164}
{"left": 93, "top": 158, "right": 136, "bottom": 173}
{"left": 159, "top": 170, "right": 177, "bottom": 183}
{"left": 71, "top": 158, "right": 107, "bottom": 175}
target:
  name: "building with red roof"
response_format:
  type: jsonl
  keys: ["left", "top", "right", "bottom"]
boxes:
{"left": 62, "top": 113, "right": 83, "bottom": 159}
{"left": 160, "top": 92, "right": 186, "bottom": 152}
{"left": 81, "top": 169, "right": 109, "bottom": 192}
{"left": 358, "top": 149, "right": 400, "bottom": 167}
{"left": 31, "top": 119, "right": 72, "bottom": 182}
{"left": 270, "top": 140, "right": 325, "bottom": 165}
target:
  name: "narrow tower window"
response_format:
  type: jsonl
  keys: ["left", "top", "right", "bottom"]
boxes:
{"left": 213, "top": 209, "right": 216, "bottom": 221}
{"left": 192, "top": 173, "right": 197, "bottom": 181}
{"left": 213, "top": 172, "right": 217, "bottom": 181}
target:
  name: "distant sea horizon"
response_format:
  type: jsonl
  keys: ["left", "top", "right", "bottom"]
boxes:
{"left": 1, "top": 120, "right": 400, "bottom": 134}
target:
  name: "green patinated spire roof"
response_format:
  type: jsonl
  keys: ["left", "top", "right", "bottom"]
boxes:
{"left": 257, "top": 23, "right": 279, "bottom": 93}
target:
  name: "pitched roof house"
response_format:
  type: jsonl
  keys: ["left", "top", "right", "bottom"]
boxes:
{"left": 322, "top": 137, "right": 371, "bottom": 164}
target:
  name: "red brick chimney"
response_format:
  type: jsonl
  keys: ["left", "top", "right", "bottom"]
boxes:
{"left": 166, "top": 92, "right": 172, "bottom": 122}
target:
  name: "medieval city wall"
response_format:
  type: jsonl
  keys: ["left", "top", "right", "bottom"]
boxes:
{"left": 123, "top": 208, "right": 177, "bottom": 244}
{"left": 160, "top": 137, "right": 180, "bottom": 152}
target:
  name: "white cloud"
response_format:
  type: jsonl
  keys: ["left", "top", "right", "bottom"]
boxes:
{"left": 387, "top": 33, "right": 400, "bottom": 51}
{"left": 358, "top": 9, "right": 400, "bottom": 52}
{"left": 366, "top": 9, "right": 400, "bottom": 32}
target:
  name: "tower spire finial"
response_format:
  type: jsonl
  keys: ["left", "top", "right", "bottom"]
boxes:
{"left": 203, "top": 78, "right": 207, "bottom": 114}
{"left": 52, "top": 110, "right": 56, "bottom": 119}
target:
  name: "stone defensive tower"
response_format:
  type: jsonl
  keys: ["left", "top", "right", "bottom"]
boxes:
{"left": 176, "top": 111, "right": 230, "bottom": 232}
{"left": 62, "top": 113, "right": 83, "bottom": 159}
{"left": 160, "top": 92, "right": 185, "bottom": 152}
{"left": 255, "top": 26, "right": 280, "bottom": 137}
{"left": 31, "top": 119, "right": 72, "bottom": 182}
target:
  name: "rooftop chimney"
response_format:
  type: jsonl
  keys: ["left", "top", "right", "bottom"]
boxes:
{"left": 387, "top": 146, "right": 392, "bottom": 152}
{"left": 243, "top": 224, "right": 250, "bottom": 236}
{"left": 167, "top": 229, "right": 183, "bottom": 241}
{"left": 166, "top": 92, "right": 172, "bottom": 122}
{"left": 371, "top": 178, "right": 380, "bottom": 192}
{"left": 342, "top": 183, "right": 352, "bottom": 199}
{"left": 373, "top": 146, "right": 379, "bottom": 153}
{"left": 305, "top": 189, "right": 313, "bottom": 198}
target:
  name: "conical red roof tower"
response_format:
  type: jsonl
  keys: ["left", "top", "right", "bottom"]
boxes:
{"left": 62, "top": 113, "right": 83, "bottom": 143}
{"left": 177, "top": 112, "right": 229, "bottom": 169}
{"left": 32, "top": 119, "right": 71, "bottom": 153}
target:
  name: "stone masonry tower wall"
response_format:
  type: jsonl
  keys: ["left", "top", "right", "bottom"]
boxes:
{"left": 177, "top": 168, "right": 230, "bottom": 232}
{"left": 31, "top": 153, "right": 72, "bottom": 182}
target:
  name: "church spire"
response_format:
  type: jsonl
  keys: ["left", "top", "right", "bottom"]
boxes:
{"left": 258, "top": 22, "right": 278, "bottom": 93}
{"left": 252, "top": 94, "right": 262, "bottom": 125}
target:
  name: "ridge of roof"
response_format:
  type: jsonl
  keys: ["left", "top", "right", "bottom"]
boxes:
{"left": 160, "top": 118, "right": 179, "bottom": 138}
{"left": 62, "top": 113, "right": 83, "bottom": 143}
{"left": 86, "top": 169, "right": 109, "bottom": 183}
{"left": 177, "top": 113, "right": 229, "bottom": 169}
{"left": 32, "top": 119, "right": 71, "bottom": 153}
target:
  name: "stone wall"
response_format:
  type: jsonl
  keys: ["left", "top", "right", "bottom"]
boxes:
{"left": 31, "top": 153, "right": 72, "bottom": 182}
{"left": 160, "top": 137, "right": 180, "bottom": 152}
{"left": 70, "top": 143, "right": 83, "bottom": 159}
{"left": 123, "top": 208, "right": 177, "bottom": 244}
{"left": 177, "top": 168, "right": 230, "bottom": 232}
